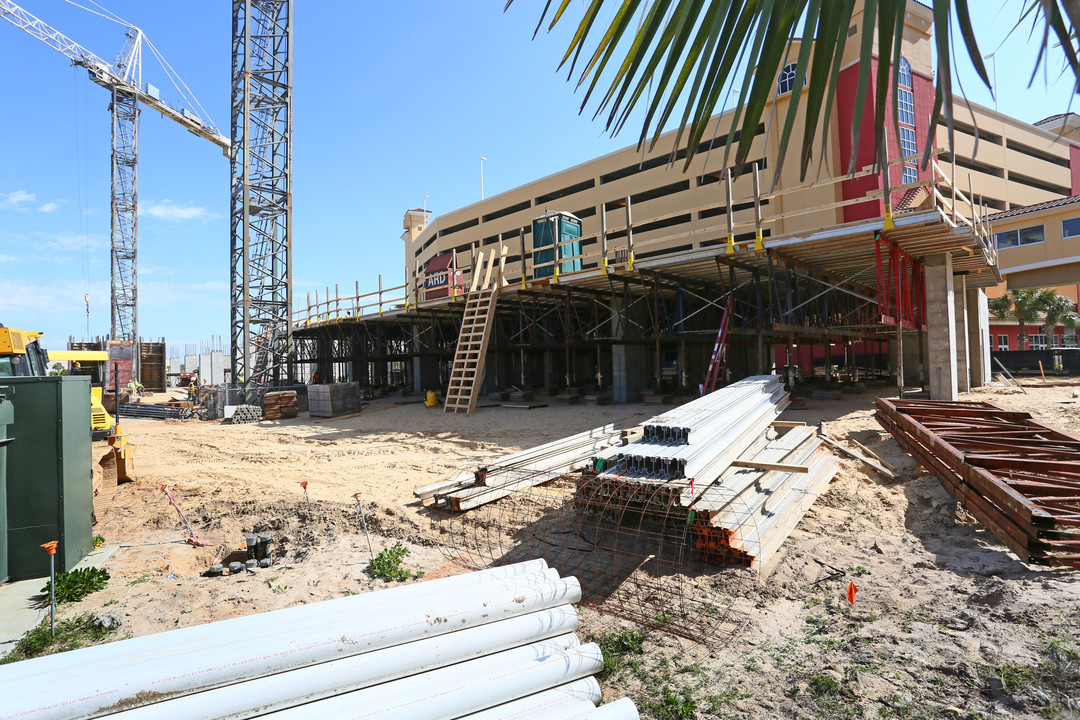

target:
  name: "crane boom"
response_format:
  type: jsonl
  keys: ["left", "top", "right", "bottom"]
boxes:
{"left": 0, "top": 0, "right": 229, "bottom": 154}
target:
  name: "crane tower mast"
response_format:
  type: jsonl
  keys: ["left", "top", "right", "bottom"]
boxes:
{"left": 230, "top": 0, "right": 292, "bottom": 385}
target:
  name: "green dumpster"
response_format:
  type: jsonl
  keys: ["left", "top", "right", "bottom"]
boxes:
{"left": 1, "top": 376, "right": 93, "bottom": 580}
{"left": 0, "top": 388, "right": 12, "bottom": 583}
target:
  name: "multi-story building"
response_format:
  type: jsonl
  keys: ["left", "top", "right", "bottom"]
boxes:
{"left": 294, "top": 1, "right": 1079, "bottom": 402}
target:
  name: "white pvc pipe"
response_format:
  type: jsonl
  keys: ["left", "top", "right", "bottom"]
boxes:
{"left": 460, "top": 678, "right": 601, "bottom": 719}
{"left": 478, "top": 699, "right": 598, "bottom": 720}
{"left": 567, "top": 698, "right": 641, "bottom": 719}
{"left": 106, "top": 606, "right": 580, "bottom": 720}
{"left": 0, "top": 574, "right": 581, "bottom": 720}
{"left": 0, "top": 567, "right": 561, "bottom": 701}
{"left": 262, "top": 641, "right": 604, "bottom": 720}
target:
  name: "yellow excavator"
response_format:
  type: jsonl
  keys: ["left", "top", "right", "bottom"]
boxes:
{"left": 0, "top": 324, "right": 134, "bottom": 483}
{"left": 0, "top": 325, "right": 115, "bottom": 439}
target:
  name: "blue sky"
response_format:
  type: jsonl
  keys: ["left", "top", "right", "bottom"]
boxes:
{"left": 0, "top": 1, "right": 1075, "bottom": 352}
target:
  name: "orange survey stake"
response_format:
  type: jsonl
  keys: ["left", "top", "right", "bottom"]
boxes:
{"left": 40, "top": 541, "right": 58, "bottom": 556}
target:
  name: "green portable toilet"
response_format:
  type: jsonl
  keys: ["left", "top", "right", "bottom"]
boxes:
{"left": 0, "top": 388, "right": 12, "bottom": 584}
{"left": 532, "top": 211, "right": 583, "bottom": 279}
{"left": 1, "top": 376, "right": 93, "bottom": 580}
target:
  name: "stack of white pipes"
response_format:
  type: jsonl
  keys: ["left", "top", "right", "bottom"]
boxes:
{"left": 0, "top": 560, "right": 638, "bottom": 720}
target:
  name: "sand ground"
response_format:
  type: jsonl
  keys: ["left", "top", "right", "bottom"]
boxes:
{"left": 12, "top": 384, "right": 1080, "bottom": 719}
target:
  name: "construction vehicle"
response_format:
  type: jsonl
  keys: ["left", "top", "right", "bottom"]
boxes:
{"left": 0, "top": 325, "right": 115, "bottom": 440}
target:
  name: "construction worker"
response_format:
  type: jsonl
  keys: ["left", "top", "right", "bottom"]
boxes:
{"left": 311, "top": 371, "right": 321, "bottom": 384}
{"left": 188, "top": 380, "right": 197, "bottom": 402}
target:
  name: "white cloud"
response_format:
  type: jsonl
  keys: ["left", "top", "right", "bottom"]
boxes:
{"left": 140, "top": 199, "right": 215, "bottom": 223}
{"left": 1, "top": 190, "right": 36, "bottom": 210}
{"left": 39, "top": 202, "right": 61, "bottom": 213}
{"left": 33, "top": 231, "right": 108, "bottom": 252}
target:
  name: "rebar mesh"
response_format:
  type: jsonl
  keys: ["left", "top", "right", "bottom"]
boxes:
{"left": 434, "top": 470, "right": 761, "bottom": 643}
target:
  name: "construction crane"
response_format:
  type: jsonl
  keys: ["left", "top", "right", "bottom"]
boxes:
{"left": 0, "top": 0, "right": 229, "bottom": 374}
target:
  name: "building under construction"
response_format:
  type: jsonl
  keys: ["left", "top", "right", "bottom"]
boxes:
{"left": 292, "top": 2, "right": 1079, "bottom": 406}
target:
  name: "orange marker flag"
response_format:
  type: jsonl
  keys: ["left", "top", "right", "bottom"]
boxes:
{"left": 846, "top": 582, "right": 858, "bottom": 605}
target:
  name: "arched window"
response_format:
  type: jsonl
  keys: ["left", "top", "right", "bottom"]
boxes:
{"left": 777, "top": 63, "right": 800, "bottom": 95}
{"left": 898, "top": 57, "right": 912, "bottom": 89}
{"left": 897, "top": 57, "right": 915, "bottom": 125}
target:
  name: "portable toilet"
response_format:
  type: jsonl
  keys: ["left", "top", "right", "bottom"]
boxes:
{"left": 531, "top": 211, "right": 582, "bottom": 279}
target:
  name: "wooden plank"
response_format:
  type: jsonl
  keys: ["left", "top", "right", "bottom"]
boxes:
{"left": 847, "top": 437, "right": 899, "bottom": 473}
{"left": 818, "top": 435, "right": 898, "bottom": 480}
{"left": 730, "top": 459, "right": 810, "bottom": 473}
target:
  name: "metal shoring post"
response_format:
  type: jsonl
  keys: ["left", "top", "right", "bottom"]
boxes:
{"left": 519, "top": 227, "right": 527, "bottom": 290}
{"left": 894, "top": 239, "right": 905, "bottom": 399}
{"left": 625, "top": 197, "right": 635, "bottom": 271}
{"left": 752, "top": 162, "right": 764, "bottom": 251}
{"left": 725, "top": 168, "right": 735, "bottom": 254}
{"left": 600, "top": 202, "right": 609, "bottom": 275}
{"left": 755, "top": 268, "right": 765, "bottom": 375}
{"left": 378, "top": 274, "right": 383, "bottom": 317}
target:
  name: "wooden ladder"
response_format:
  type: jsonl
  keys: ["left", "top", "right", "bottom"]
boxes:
{"left": 444, "top": 285, "right": 501, "bottom": 413}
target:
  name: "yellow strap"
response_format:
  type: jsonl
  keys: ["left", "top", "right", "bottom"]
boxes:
{"left": 726, "top": 232, "right": 735, "bottom": 255}
{"left": 627, "top": 251, "right": 635, "bottom": 271}
{"left": 754, "top": 228, "right": 764, "bottom": 252}
{"left": 883, "top": 204, "right": 895, "bottom": 231}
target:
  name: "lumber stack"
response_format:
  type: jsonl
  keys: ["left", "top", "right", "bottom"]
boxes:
{"left": 308, "top": 382, "right": 361, "bottom": 418}
{"left": 0, "top": 561, "right": 640, "bottom": 719}
{"left": 262, "top": 390, "right": 299, "bottom": 420}
{"left": 876, "top": 398, "right": 1080, "bottom": 568}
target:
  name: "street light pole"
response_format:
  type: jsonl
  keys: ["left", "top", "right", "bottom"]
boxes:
{"left": 480, "top": 157, "right": 487, "bottom": 200}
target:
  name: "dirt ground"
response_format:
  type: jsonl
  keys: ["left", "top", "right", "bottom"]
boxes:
{"left": 21, "top": 384, "right": 1080, "bottom": 718}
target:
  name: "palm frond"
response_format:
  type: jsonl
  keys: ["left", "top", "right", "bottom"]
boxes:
{"left": 507, "top": 0, "right": 1078, "bottom": 183}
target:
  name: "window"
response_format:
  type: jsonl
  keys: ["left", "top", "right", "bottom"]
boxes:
{"left": 1052, "top": 334, "right": 1061, "bottom": 348}
{"left": 1063, "top": 217, "right": 1080, "bottom": 239}
{"left": 998, "top": 334, "right": 1010, "bottom": 351}
{"left": 1029, "top": 334, "right": 1047, "bottom": 350}
{"left": 899, "top": 127, "right": 917, "bottom": 160}
{"left": 1065, "top": 332, "right": 1079, "bottom": 349}
{"left": 994, "top": 225, "right": 1045, "bottom": 249}
{"left": 902, "top": 166, "right": 918, "bottom": 185}
{"left": 897, "top": 88, "right": 915, "bottom": 125}
{"left": 777, "top": 63, "right": 802, "bottom": 95}
{"left": 898, "top": 58, "right": 912, "bottom": 89}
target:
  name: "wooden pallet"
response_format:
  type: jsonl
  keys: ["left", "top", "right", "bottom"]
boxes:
{"left": 444, "top": 287, "right": 500, "bottom": 414}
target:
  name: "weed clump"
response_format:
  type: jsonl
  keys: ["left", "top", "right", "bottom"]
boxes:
{"left": 42, "top": 567, "right": 110, "bottom": 604}
{"left": 0, "top": 615, "right": 118, "bottom": 664}
{"left": 365, "top": 542, "right": 425, "bottom": 582}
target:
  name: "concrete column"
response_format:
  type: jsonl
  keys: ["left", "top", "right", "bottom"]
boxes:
{"left": 967, "top": 287, "right": 992, "bottom": 387}
{"left": 612, "top": 343, "right": 648, "bottom": 403}
{"left": 924, "top": 253, "right": 958, "bottom": 400}
{"left": 953, "top": 275, "right": 969, "bottom": 393}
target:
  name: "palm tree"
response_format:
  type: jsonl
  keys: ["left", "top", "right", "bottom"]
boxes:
{"left": 510, "top": 1, "right": 1079, "bottom": 182}
{"left": 1037, "top": 289, "right": 1080, "bottom": 344}
{"left": 988, "top": 289, "right": 1042, "bottom": 351}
